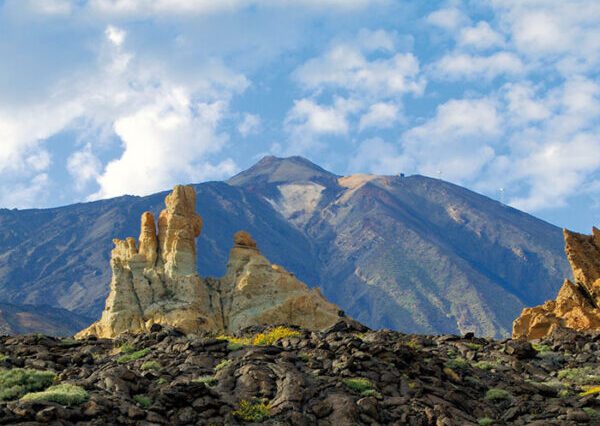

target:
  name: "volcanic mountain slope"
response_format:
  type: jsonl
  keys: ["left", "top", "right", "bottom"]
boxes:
{"left": 0, "top": 303, "right": 91, "bottom": 336}
{"left": 0, "top": 156, "right": 570, "bottom": 337}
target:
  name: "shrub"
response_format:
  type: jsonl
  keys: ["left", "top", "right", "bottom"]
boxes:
{"left": 485, "top": 388, "right": 511, "bottom": 401}
{"left": 214, "top": 359, "right": 233, "bottom": 372}
{"left": 218, "top": 327, "right": 301, "bottom": 348}
{"left": 0, "top": 369, "right": 56, "bottom": 401}
{"left": 360, "top": 389, "right": 382, "bottom": 398}
{"left": 133, "top": 394, "right": 152, "bottom": 408}
{"left": 583, "top": 407, "right": 597, "bottom": 418}
{"left": 117, "top": 348, "right": 151, "bottom": 364}
{"left": 298, "top": 353, "right": 310, "bottom": 362}
{"left": 343, "top": 378, "right": 373, "bottom": 393}
{"left": 580, "top": 386, "right": 600, "bottom": 397}
{"left": 558, "top": 367, "right": 600, "bottom": 385}
{"left": 445, "top": 358, "right": 468, "bottom": 370}
{"left": 227, "top": 342, "right": 244, "bottom": 351}
{"left": 465, "top": 343, "right": 483, "bottom": 351}
{"left": 140, "top": 361, "right": 161, "bottom": 371}
{"left": 194, "top": 376, "right": 218, "bottom": 387}
{"left": 156, "top": 377, "right": 167, "bottom": 385}
{"left": 0, "top": 354, "right": 8, "bottom": 362}
{"left": 232, "top": 399, "right": 270, "bottom": 422}
{"left": 478, "top": 418, "right": 495, "bottom": 426}
{"left": 532, "top": 343, "right": 552, "bottom": 353}
{"left": 119, "top": 343, "right": 136, "bottom": 354}
{"left": 21, "top": 384, "right": 88, "bottom": 405}
{"left": 474, "top": 361, "right": 496, "bottom": 371}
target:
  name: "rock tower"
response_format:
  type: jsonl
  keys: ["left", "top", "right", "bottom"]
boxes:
{"left": 77, "top": 185, "right": 342, "bottom": 339}
{"left": 513, "top": 228, "right": 600, "bottom": 339}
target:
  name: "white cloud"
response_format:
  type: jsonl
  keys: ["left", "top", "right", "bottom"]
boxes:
{"left": 67, "top": 144, "right": 102, "bottom": 190}
{"left": 359, "top": 102, "right": 400, "bottom": 130}
{"left": 433, "top": 51, "right": 524, "bottom": 80}
{"left": 105, "top": 25, "right": 126, "bottom": 47}
{"left": 285, "top": 97, "right": 358, "bottom": 136}
{"left": 238, "top": 113, "right": 261, "bottom": 137}
{"left": 503, "top": 83, "right": 551, "bottom": 124}
{"left": 492, "top": 0, "right": 600, "bottom": 74}
{"left": 395, "top": 98, "right": 501, "bottom": 182}
{"left": 426, "top": 7, "right": 468, "bottom": 31}
{"left": 458, "top": 21, "right": 505, "bottom": 50}
{"left": 294, "top": 38, "right": 425, "bottom": 97}
{"left": 89, "top": 0, "right": 384, "bottom": 16}
{"left": 25, "top": 0, "right": 72, "bottom": 15}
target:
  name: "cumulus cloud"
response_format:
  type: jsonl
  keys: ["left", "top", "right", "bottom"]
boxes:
{"left": 359, "top": 103, "right": 400, "bottom": 130}
{"left": 458, "top": 21, "right": 505, "bottom": 50}
{"left": 89, "top": 0, "right": 384, "bottom": 16}
{"left": 426, "top": 7, "right": 468, "bottom": 31}
{"left": 432, "top": 51, "right": 524, "bottom": 80}
{"left": 67, "top": 144, "right": 102, "bottom": 190}
{"left": 238, "top": 113, "right": 261, "bottom": 137}
{"left": 105, "top": 25, "right": 126, "bottom": 47}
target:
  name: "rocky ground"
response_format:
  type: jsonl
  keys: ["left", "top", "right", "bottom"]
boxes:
{"left": 1, "top": 320, "right": 600, "bottom": 425}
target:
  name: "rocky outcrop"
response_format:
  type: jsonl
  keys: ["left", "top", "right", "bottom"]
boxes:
{"left": 76, "top": 185, "right": 341, "bottom": 339}
{"left": 513, "top": 228, "right": 600, "bottom": 339}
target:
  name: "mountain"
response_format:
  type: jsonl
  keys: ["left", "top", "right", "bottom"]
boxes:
{"left": 0, "top": 303, "right": 91, "bottom": 336}
{"left": 0, "top": 156, "right": 570, "bottom": 337}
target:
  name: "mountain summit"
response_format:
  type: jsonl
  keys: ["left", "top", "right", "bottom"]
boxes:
{"left": 0, "top": 156, "right": 570, "bottom": 337}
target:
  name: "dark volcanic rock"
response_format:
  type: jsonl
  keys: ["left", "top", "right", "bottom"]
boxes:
{"left": 0, "top": 323, "right": 599, "bottom": 425}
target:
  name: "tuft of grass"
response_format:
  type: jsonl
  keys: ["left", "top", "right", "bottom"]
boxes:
{"left": 0, "top": 354, "right": 8, "bottom": 362}
{"left": 583, "top": 407, "right": 597, "bottom": 418}
{"left": 214, "top": 359, "right": 233, "bottom": 372}
{"left": 579, "top": 386, "right": 600, "bottom": 397}
{"left": 532, "top": 343, "right": 552, "bottom": 353}
{"left": 140, "top": 361, "right": 160, "bottom": 371}
{"left": 0, "top": 369, "right": 56, "bottom": 401}
{"left": 558, "top": 367, "right": 600, "bottom": 385}
{"left": 21, "top": 384, "right": 88, "bottom": 406}
{"left": 232, "top": 399, "right": 270, "bottom": 422}
{"left": 193, "top": 375, "right": 218, "bottom": 387}
{"left": 465, "top": 343, "right": 483, "bottom": 351}
{"left": 360, "top": 389, "right": 382, "bottom": 398}
{"left": 474, "top": 361, "right": 496, "bottom": 371}
{"left": 117, "top": 348, "right": 150, "bottom": 364}
{"left": 558, "top": 389, "right": 571, "bottom": 398}
{"left": 445, "top": 357, "right": 468, "bottom": 370}
{"left": 485, "top": 388, "right": 511, "bottom": 402}
{"left": 343, "top": 378, "right": 373, "bottom": 394}
{"left": 133, "top": 394, "right": 152, "bottom": 408}
{"left": 156, "top": 377, "right": 167, "bottom": 385}
{"left": 227, "top": 342, "right": 244, "bottom": 351}
{"left": 405, "top": 340, "right": 421, "bottom": 350}
{"left": 119, "top": 343, "right": 136, "bottom": 354}
{"left": 478, "top": 418, "right": 495, "bottom": 426}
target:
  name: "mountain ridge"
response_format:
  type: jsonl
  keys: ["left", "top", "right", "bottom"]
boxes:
{"left": 0, "top": 156, "right": 570, "bottom": 337}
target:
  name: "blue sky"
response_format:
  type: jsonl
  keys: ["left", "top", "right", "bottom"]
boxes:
{"left": 1, "top": 0, "right": 600, "bottom": 232}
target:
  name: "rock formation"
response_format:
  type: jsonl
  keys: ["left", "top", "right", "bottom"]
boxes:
{"left": 76, "top": 185, "right": 342, "bottom": 339}
{"left": 513, "top": 228, "right": 600, "bottom": 339}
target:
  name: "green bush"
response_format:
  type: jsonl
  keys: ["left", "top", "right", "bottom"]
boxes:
{"left": 194, "top": 376, "right": 218, "bottom": 387}
{"left": 0, "top": 369, "right": 56, "bottom": 401}
{"left": 465, "top": 343, "right": 483, "bottom": 351}
{"left": 140, "top": 361, "right": 160, "bottom": 371}
{"left": 232, "top": 399, "right": 270, "bottom": 422}
{"left": 478, "top": 418, "right": 495, "bottom": 426}
{"left": 133, "top": 394, "right": 152, "bottom": 408}
{"left": 583, "top": 407, "right": 597, "bottom": 418}
{"left": 557, "top": 367, "right": 600, "bottom": 385}
{"left": 119, "top": 343, "right": 136, "bottom": 354}
{"left": 117, "top": 348, "right": 150, "bottom": 364}
{"left": 0, "top": 354, "right": 8, "bottom": 362}
{"left": 227, "top": 342, "right": 244, "bottom": 351}
{"left": 445, "top": 357, "right": 468, "bottom": 370}
{"left": 360, "top": 389, "right": 383, "bottom": 398}
{"left": 532, "top": 343, "right": 552, "bottom": 353}
{"left": 474, "top": 361, "right": 496, "bottom": 371}
{"left": 485, "top": 388, "right": 511, "bottom": 402}
{"left": 343, "top": 378, "right": 373, "bottom": 393}
{"left": 214, "top": 359, "right": 233, "bottom": 372}
{"left": 21, "top": 384, "right": 88, "bottom": 405}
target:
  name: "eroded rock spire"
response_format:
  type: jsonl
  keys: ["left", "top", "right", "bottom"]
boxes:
{"left": 76, "top": 185, "right": 342, "bottom": 339}
{"left": 513, "top": 228, "right": 600, "bottom": 339}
